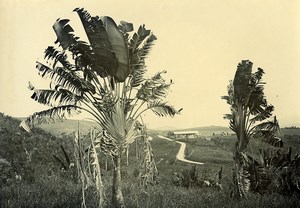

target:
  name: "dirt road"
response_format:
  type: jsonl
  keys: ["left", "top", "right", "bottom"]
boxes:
{"left": 158, "top": 135, "right": 204, "bottom": 165}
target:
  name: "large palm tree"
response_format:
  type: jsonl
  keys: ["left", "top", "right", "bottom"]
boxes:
{"left": 20, "top": 8, "right": 180, "bottom": 207}
{"left": 222, "top": 60, "right": 283, "bottom": 198}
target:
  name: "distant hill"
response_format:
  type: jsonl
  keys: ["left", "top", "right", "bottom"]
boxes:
{"left": 18, "top": 116, "right": 300, "bottom": 138}
{"left": 38, "top": 120, "right": 232, "bottom": 137}
{"left": 175, "top": 126, "right": 233, "bottom": 136}
{"left": 149, "top": 125, "right": 233, "bottom": 136}
{"left": 38, "top": 119, "right": 96, "bottom": 137}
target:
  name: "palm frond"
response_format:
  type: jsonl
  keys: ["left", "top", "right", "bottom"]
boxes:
{"left": 36, "top": 62, "right": 95, "bottom": 95}
{"left": 147, "top": 100, "right": 179, "bottom": 117}
{"left": 128, "top": 25, "right": 153, "bottom": 76}
{"left": 101, "top": 16, "right": 130, "bottom": 82}
{"left": 20, "top": 105, "right": 80, "bottom": 131}
{"left": 265, "top": 136, "right": 283, "bottom": 148}
{"left": 30, "top": 85, "right": 83, "bottom": 107}
{"left": 138, "top": 33, "right": 157, "bottom": 59}
{"left": 253, "top": 117, "right": 283, "bottom": 147}
{"left": 53, "top": 19, "right": 76, "bottom": 50}
{"left": 129, "top": 25, "right": 151, "bottom": 52}
{"left": 74, "top": 8, "right": 118, "bottom": 78}
{"left": 130, "top": 67, "right": 146, "bottom": 88}
{"left": 118, "top": 20, "right": 133, "bottom": 41}
{"left": 44, "top": 46, "right": 74, "bottom": 70}
{"left": 233, "top": 60, "right": 253, "bottom": 103}
{"left": 136, "top": 71, "right": 172, "bottom": 101}
{"left": 250, "top": 105, "right": 274, "bottom": 123}
{"left": 255, "top": 116, "right": 280, "bottom": 132}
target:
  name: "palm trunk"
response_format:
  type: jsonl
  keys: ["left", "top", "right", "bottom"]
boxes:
{"left": 126, "top": 146, "right": 129, "bottom": 166}
{"left": 112, "top": 152, "right": 125, "bottom": 207}
{"left": 231, "top": 105, "right": 249, "bottom": 198}
{"left": 232, "top": 141, "right": 248, "bottom": 198}
{"left": 135, "top": 138, "right": 139, "bottom": 160}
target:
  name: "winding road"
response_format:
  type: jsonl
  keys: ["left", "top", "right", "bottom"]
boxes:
{"left": 158, "top": 135, "right": 204, "bottom": 165}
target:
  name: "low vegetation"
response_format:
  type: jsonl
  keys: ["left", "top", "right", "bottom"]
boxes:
{"left": 1, "top": 113, "right": 300, "bottom": 207}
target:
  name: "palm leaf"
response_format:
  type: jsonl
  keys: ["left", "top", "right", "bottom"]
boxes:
{"left": 53, "top": 19, "right": 76, "bottom": 50}
{"left": 253, "top": 117, "right": 283, "bottom": 147}
{"left": 138, "top": 33, "right": 157, "bottom": 59}
{"left": 74, "top": 8, "right": 118, "bottom": 78}
{"left": 250, "top": 105, "right": 274, "bottom": 123}
{"left": 130, "top": 66, "right": 146, "bottom": 88}
{"left": 233, "top": 60, "right": 253, "bottom": 103}
{"left": 129, "top": 25, "right": 151, "bottom": 52}
{"left": 30, "top": 86, "right": 83, "bottom": 107}
{"left": 148, "top": 100, "right": 179, "bottom": 117}
{"left": 44, "top": 46, "right": 74, "bottom": 70}
{"left": 101, "top": 16, "right": 130, "bottom": 82}
{"left": 136, "top": 71, "right": 172, "bottom": 101}
{"left": 20, "top": 105, "right": 80, "bottom": 131}
{"left": 36, "top": 62, "right": 95, "bottom": 95}
{"left": 118, "top": 20, "right": 134, "bottom": 41}
{"left": 128, "top": 25, "right": 152, "bottom": 74}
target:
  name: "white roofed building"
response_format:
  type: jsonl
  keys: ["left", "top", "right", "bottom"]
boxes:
{"left": 168, "top": 131, "right": 200, "bottom": 139}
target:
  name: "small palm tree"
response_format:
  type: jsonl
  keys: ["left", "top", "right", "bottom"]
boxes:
{"left": 20, "top": 8, "right": 180, "bottom": 207}
{"left": 222, "top": 60, "right": 283, "bottom": 198}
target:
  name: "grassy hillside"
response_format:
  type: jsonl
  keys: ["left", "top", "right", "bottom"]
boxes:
{"left": 1, "top": 113, "right": 300, "bottom": 207}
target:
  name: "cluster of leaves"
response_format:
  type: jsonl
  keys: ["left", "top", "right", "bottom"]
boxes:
{"left": 231, "top": 147, "right": 300, "bottom": 197}
{"left": 222, "top": 60, "right": 283, "bottom": 153}
{"left": 21, "top": 8, "right": 180, "bottom": 154}
{"left": 138, "top": 125, "right": 159, "bottom": 189}
{"left": 173, "top": 165, "right": 222, "bottom": 190}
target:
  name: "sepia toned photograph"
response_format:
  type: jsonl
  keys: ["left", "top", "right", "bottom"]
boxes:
{"left": 0, "top": 0, "right": 299, "bottom": 207}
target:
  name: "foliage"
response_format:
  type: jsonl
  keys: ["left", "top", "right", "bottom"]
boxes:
{"left": 237, "top": 148, "right": 300, "bottom": 195}
{"left": 138, "top": 124, "right": 159, "bottom": 188}
{"left": 1, "top": 120, "right": 300, "bottom": 207}
{"left": 21, "top": 8, "right": 179, "bottom": 139}
{"left": 0, "top": 113, "right": 76, "bottom": 185}
{"left": 222, "top": 60, "right": 283, "bottom": 198}
{"left": 20, "top": 8, "right": 179, "bottom": 207}
{"left": 222, "top": 60, "right": 283, "bottom": 152}
{"left": 173, "top": 165, "right": 223, "bottom": 190}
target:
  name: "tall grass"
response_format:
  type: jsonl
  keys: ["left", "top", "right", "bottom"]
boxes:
{"left": 2, "top": 173, "right": 299, "bottom": 208}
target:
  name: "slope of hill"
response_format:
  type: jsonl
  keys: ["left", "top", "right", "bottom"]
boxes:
{"left": 37, "top": 119, "right": 96, "bottom": 137}
{"left": 0, "top": 113, "right": 75, "bottom": 184}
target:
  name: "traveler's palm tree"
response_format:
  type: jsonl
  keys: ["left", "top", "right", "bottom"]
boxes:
{"left": 222, "top": 60, "right": 283, "bottom": 198}
{"left": 20, "top": 8, "right": 180, "bottom": 207}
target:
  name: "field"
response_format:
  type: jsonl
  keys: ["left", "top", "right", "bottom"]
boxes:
{"left": 1, "top": 114, "right": 300, "bottom": 207}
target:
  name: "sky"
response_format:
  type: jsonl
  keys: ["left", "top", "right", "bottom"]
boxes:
{"left": 0, "top": 0, "right": 299, "bottom": 129}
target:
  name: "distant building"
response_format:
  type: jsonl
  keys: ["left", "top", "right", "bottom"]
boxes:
{"left": 169, "top": 131, "right": 200, "bottom": 139}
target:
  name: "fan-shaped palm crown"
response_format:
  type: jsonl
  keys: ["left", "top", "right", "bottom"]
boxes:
{"left": 21, "top": 8, "right": 180, "bottom": 149}
{"left": 222, "top": 60, "right": 282, "bottom": 152}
